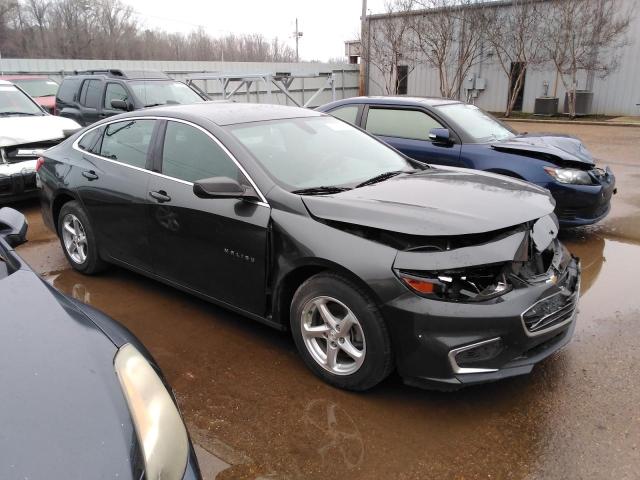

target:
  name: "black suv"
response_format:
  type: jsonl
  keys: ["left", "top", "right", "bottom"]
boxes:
{"left": 55, "top": 69, "right": 207, "bottom": 126}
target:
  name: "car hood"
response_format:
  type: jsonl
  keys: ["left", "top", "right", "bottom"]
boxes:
{"left": 302, "top": 168, "right": 555, "bottom": 236}
{"left": 0, "top": 115, "right": 81, "bottom": 148}
{"left": 0, "top": 269, "right": 140, "bottom": 480}
{"left": 492, "top": 133, "right": 594, "bottom": 166}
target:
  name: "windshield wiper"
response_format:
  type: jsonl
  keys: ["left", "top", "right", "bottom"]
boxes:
{"left": 356, "top": 170, "right": 409, "bottom": 188}
{"left": 291, "top": 186, "right": 351, "bottom": 195}
{"left": 144, "top": 103, "right": 166, "bottom": 108}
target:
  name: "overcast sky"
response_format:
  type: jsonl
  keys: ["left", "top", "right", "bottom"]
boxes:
{"left": 124, "top": 0, "right": 388, "bottom": 61}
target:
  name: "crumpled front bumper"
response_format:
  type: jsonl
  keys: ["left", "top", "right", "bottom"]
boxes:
{"left": 0, "top": 160, "right": 39, "bottom": 203}
{"left": 383, "top": 241, "right": 581, "bottom": 390}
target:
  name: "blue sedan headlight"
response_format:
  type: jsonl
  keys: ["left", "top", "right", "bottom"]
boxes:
{"left": 544, "top": 166, "right": 593, "bottom": 185}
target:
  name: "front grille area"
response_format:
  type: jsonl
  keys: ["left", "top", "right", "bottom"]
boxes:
{"left": 557, "top": 203, "right": 609, "bottom": 220}
{"left": 522, "top": 286, "right": 578, "bottom": 334}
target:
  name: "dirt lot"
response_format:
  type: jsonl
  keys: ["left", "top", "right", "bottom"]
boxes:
{"left": 12, "top": 122, "right": 640, "bottom": 479}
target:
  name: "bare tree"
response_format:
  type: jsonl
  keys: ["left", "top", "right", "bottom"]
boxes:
{"left": 0, "top": 0, "right": 297, "bottom": 62}
{"left": 365, "top": 0, "right": 417, "bottom": 95}
{"left": 482, "top": 0, "right": 546, "bottom": 117}
{"left": 410, "top": 0, "right": 488, "bottom": 99}
{"left": 543, "top": 0, "right": 633, "bottom": 118}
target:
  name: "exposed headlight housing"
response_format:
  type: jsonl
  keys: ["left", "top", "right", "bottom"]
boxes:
{"left": 397, "top": 268, "right": 511, "bottom": 302}
{"left": 544, "top": 166, "right": 593, "bottom": 185}
{"left": 114, "top": 344, "right": 189, "bottom": 480}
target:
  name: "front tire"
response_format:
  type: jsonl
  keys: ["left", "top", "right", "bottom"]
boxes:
{"left": 290, "top": 273, "right": 393, "bottom": 391}
{"left": 58, "top": 201, "right": 107, "bottom": 274}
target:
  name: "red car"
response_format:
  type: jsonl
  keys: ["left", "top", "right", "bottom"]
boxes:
{"left": 0, "top": 75, "right": 59, "bottom": 113}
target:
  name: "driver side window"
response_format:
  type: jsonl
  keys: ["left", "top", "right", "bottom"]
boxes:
{"left": 161, "top": 121, "right": 242, "bottom": 183}
{"left": 365, "top": 107, "right": 443, "bottom": 141}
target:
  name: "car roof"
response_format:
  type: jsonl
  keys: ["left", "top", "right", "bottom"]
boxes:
{"left": 325, "top": 96, "right": 462, "bottom": 108}
{"left": 126, "top": 102, "right": 323, "bottom": 126}
{"left": 0, "top": 79, "right": 14, "bottom": 85}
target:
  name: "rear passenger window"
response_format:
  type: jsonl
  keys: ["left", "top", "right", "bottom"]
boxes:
{"left": 99, "top": 120, "right": 155, "bottom": 168}
{"left": 161, "top": 121, "right": 241, "bottom": 183}
{"left": 328, "top": 105, "right": 359, "bottom": 125}
{"left": 79, "top": 79, "right": 101, "bottom": 109}
{"left": 57, "top": 78, "right": 81, "bottom": 103}
{"left": 365, "top": 108, "right": 443, "bottom": 141}
{"left": 78, "top": 128, "right": 102, "bottom": 153}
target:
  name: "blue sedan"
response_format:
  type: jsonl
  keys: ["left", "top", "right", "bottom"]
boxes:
{"left": 316, "top": 96, "right": 616, "bottom": 227}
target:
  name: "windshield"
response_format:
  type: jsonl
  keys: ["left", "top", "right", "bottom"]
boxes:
{"left": 0, "top": 84, "right": 44, "bottom": 116}
{"left": 12, "top": 78, "right": 59, "bottom": 98}
{"left": 436, "top": 103, "right": 516, "bottom": 143}
{"left": 130, "top": 80, "right": 204, "bottom": 107}
{"left": 228, "top": 116, "right": 415, "bottom": 190}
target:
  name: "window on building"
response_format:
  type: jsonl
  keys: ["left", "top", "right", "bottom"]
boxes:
{"left": 365, "top": 108, "right": 443, "bottom": 141}
{"left": 396, "top": 66, "right": 409, "bottom": 95}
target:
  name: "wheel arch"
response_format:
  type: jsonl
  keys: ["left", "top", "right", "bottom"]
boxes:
{"left": 271, "top": 259, "right": 384, "bottom": 332}
{"left": 52, "top": 190, "right": 81, "bottom": 233}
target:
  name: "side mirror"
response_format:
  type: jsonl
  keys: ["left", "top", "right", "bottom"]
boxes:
{"left": 429, "top": 128, "right": 452, "bottom": 145}
{"left": 193, "top": 177, "right": 257, "bottom": 200}
{"left": 110, "top": 99, "right": 130, "bottom": 111}
{"left": 0, "top": 207, "right": 28, "bottom": 248}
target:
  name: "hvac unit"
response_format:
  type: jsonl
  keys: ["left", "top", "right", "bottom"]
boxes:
{"left": 534, "top": 97, "right": 559, "bottom": 116}
{"left": 563, "top": 90, "right": 594, "bottom": 116}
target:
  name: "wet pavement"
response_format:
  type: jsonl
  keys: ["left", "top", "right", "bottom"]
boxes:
{"left": 11, "top": 122, "right": 640, "bottom": 479}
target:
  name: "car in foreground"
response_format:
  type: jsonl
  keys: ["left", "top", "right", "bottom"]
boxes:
{"left": 0, "top": 75, "right": 59, "bottom": 113}
{"left": 38, "top": 103, "right": 580, "bottom": 390}
{"left": 0, "top": 79, "right": 81, "bottom": 203}
{"left": 56, "top": 69, "right": 207, "bottom": 126}
{"left": 0, "top": 207, "right": 201, "bottom": 480}
{"left": 317, "top": 96, "right": 616, "bottom": 227}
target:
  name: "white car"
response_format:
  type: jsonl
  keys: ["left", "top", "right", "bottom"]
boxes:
{"left": 0, "top": 79, "right": 81, "bottom": 203}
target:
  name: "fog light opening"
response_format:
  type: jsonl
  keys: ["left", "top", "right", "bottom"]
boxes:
{"left": 448, "top": 337, "right": 503, "bottom": 374}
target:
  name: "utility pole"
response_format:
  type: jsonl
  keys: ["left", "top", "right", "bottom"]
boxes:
{"left": 359, "top": 0, "right": 368, "bottom": 95}
{"left": 293, "top": 18, "right": 303, "bottom": 62}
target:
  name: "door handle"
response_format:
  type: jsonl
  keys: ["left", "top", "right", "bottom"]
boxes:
{"left": 82, "top": 170, "right": 99, "bottom": 181}
{"left": 149, "top": 190, "right": 171, "bottom": 203}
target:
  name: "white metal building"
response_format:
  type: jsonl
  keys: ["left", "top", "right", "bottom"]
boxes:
{"left": 364, "top": 0, "right": 640, "bottom": 116}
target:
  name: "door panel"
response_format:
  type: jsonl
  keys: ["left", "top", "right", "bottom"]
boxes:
{"left": 75, "top": 119, "right": 156, "bottom": 271}
{"left": 148, "top": 120, "right": 270, "bottom": 315}
{"left": 148, "top": 178, "right": 269, "bottom": 314}
{"left": 364, "top": 106, "right": 462, "bottom": 167}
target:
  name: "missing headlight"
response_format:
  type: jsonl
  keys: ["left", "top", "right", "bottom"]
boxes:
{"left": 397, "top": 264, "right": 512, "bottom": 302}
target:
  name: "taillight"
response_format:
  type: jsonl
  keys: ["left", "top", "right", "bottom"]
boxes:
{"left": 35, "top": 157, "right": 45, "bottom": 172}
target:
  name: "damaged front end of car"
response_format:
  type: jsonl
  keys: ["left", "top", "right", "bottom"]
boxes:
{"left": 0, "top": 141, "right": 57, "bottom": 203}
{"left": 380, "top": 214, "right": 580, "bottom": 389}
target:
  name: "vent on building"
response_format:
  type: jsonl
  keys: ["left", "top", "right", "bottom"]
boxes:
{"left": 534, "top": 97, "right": 559, "bottom": 116}
{"left": 563, "top": 90, "right": 594, "bottom": 116}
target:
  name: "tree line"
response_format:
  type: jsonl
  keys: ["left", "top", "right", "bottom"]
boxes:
{"left": 364, "top": 0, "right": 634, "bottom": 117}
{"left": 0, "top": 0, "right": 297, "bottom": 62}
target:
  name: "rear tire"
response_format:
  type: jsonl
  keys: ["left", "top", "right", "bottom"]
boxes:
{"left": 58, "top": 201, "right": 107, "bottom": 275}
{"left": 290, "top": 273, "right": 393, "bottom": 391}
